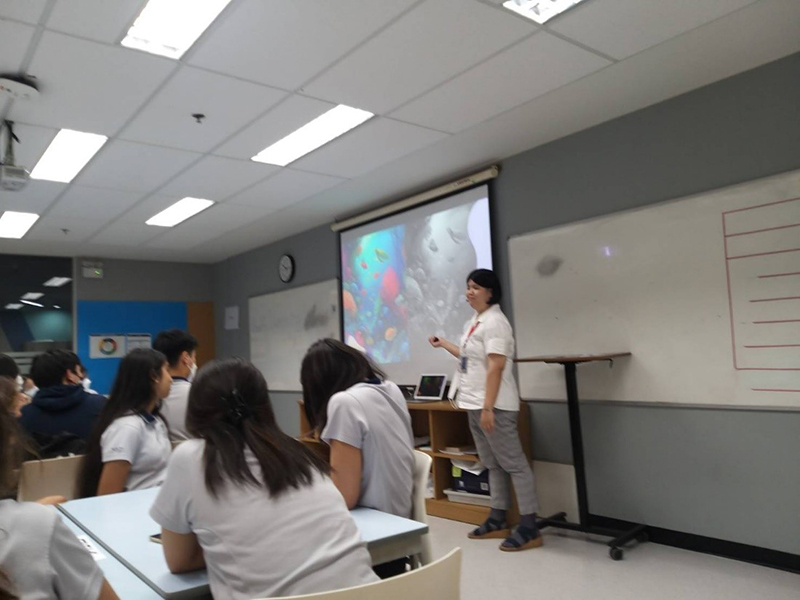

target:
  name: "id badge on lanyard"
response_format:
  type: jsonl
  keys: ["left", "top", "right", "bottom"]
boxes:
{"left": 459, "top": 321, "right": 480, "bottom": 373}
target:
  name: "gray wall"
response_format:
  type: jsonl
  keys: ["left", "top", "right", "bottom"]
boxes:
{"left": 213, "top": 52, "right": 800, "bottom": 555}
{"left": 75, "top": 258, "right": 213, "bottom": 302}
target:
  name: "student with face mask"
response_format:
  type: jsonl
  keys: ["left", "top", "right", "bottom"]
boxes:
{"left": 153, "top": 329, "right": 198, "bottom": 442}
{"left": 18, "top": 350, "right": 107, "bottom": 443}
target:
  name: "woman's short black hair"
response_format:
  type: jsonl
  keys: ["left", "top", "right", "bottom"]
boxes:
{"left": 467, "top": 269, "right": 502, "bottom": 305}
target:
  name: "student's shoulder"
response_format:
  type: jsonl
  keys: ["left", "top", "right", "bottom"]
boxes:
{"left": 0, "top": 500, "right": 57, "bottom": 537}
{"left": 83, "top": 391, "right": 107, "bottom": 410}
{"left": 170, "top": 438, "right": 205, "bottom": 462}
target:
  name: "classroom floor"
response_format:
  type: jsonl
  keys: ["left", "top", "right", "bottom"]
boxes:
{"left": 426, "top": 517, "right": 800, "bottom": 600}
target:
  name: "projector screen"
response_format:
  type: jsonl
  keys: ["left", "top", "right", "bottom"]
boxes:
{"left": 340, "top": 184, "right": 492, "bottom": 384}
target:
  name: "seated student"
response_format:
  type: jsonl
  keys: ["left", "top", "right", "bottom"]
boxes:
{"left": 78, "top": 349, "right": 172, "bottom": 497}
{"left": 150, "top": 358, "right": 378, "bottom": 599}
{"left": 19, "top": 350, "right": 106, "bottom": 442}
{"left": 153, "top": 329, "right": 198, "bottom": 441}
{"left": 0, "top": 376, "right": 28, "bottom": 418}
{"left": 0, "top": 394, "right": 119, "bottom": 600}
{"left": 301, "top": 339, "right": 415, "bottom": 578}
{"left": 300, "top": 339, "right": 415, "bottom": 516}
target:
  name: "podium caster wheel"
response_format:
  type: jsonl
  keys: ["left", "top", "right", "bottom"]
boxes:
{"left": 609, "top": 547, "right": 624, "bottom": 561}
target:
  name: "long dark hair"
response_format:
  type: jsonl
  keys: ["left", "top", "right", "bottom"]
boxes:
{"left": 186, "top": 358, "right": 329, "bottom": 498}
{"left": 300, "top": 339, "right": 386, "bottom": 433}
{"left": 78, "top": 348, "right": 168, "bottom": 498}
{"left": 0, "top": 388, "right": 23, "bottom": 600}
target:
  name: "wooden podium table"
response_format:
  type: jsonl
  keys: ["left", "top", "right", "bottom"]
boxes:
{"left": 516, "top": 353, "right": 647, "bottom": 560}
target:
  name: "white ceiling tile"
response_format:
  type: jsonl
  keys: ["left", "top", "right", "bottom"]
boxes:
{"left": 47, "top": 185, "right": 144, "bottom": 221}
{"left": 0, "top": 19, "right": 35, "bottom": 72}
{"left": 75, "top": 140, "right": 200, "bottom": 192}
{"left": 46, "top": 0, "right": 146, "bottom": 44}
{"left": 214, "top": 94, "right": 335, "bottom": 160}
{"left": 10, "top": 31, "right": 175, "bottom": 134}
{"left": 226, "top": 168, "right": 344, "bottom": 213}
{"left": 159, "top": 155, "right": 278, "bottom": 200}
{"left": 146, "top": 203, "right": 268, "bottom": 250}
{"left": 87, "top": 194, "right": 178, "bottom": 245}
{"left": 0, "top": 181, "right": 66, "bottom": 213}
{"left": 0, "top": 1, "right": 47, "bottom": 24}
{"left": 293, "top": 118, "right": 448, "bottom": 178}
{"left": 550, "top": 0, "right": 759, "bottom": 60}
{"left": 6, "top": 123, "right": 58, "bottom": 168}
{"left": 120, "top": 67, "right": 287, "bottom": 152}
{"left": 392, "top": 32, "right": 611, "bottom": 133}
{"left": 25, "top": 215, "right": 107, "bottom": 243}
{"left": 188, "top": 0, "right": 419, "bottom": 90}
{"left": 303, "top": 0, "right": 535, "bottom": 114}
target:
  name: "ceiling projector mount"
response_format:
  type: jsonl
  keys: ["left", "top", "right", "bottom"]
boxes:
{"left": 0, "top": 74, "right": 40, "bottom": 101}
{"left": 0, "top": 121, "right": 31, "bottom": 192}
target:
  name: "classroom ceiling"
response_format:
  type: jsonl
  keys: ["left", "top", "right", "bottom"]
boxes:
{"left": 0, "top": 0, "right": 798, "bottom": 264}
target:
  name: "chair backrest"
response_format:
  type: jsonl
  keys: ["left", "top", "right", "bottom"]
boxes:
{"left": 412, "top": 450, "right": 434, "bottom": 565}
{"left": 16, "top": 455, "right": 85, "bottom": 502}
{"left": 265, "top": 547, "right": 462, "bottom": 600}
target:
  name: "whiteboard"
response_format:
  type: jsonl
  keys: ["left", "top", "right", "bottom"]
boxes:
{"left": 509, "top": 169, "right": 800, "bottom": 408}
{"left": 249, "top": 279, "right": 340, "bottom": 391}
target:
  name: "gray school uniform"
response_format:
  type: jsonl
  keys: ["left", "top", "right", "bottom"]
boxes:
{"left": 321, "top": 381, "right": 415, "bottom": 518}
{"left": 150, "top": 440, "right": 377, "bottom": 600}
{"left": 0, "top": 500, "right": 104, "bottom": 600}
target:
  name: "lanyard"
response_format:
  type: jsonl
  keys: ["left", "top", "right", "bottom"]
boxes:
{"left": 462, "top": 321, "right": 480, "bottom": 350}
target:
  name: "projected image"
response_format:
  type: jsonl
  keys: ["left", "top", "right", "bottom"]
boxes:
{"left": 342, "top": 226, "right": 408, "bottom": 362}
{"left": 342, "top": 196, "right": 492, "bottom": 366}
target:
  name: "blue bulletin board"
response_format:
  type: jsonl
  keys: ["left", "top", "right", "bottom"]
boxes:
{"left": 77, "top": 301, "right": 187, "bottom": 395}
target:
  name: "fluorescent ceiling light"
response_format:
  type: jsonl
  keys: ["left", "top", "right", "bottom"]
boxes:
{"left": 21, "top": 292, "right": 44, "bottom": 300}
{"left": 121, "top": 0, "right": 233, "bottom": 59}
{"left": 146, "top": 197, "right": 214, "bottom": 227}
{"left": 20, "top": 300, "right": 44, "bottom": 308}
{"left": 0, "top": 211, "right": 39, "bottom": 239}
{"left": 44, "top": 277, "right": 72, "bottom": 287}
{"left": 53, "top": 305, "right": 61, "bottom": 309}
{"left": 30, "top": 129, "right": 108, "bottom": 183}
{"left": 502, "top": 0, "right": 588, "bottom": 24}
{"left": 5, "top": 304, "right": 22, "bottom": 310}
{"left": 252, "top": 105, "right": 374, "bottom": 167}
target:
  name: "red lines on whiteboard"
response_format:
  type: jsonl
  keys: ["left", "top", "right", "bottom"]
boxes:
{"left": 722, "top": 195, "right": 800, "bottom": 373}
{"left": 758, "top": 271, "right": 800, "bottom": 279}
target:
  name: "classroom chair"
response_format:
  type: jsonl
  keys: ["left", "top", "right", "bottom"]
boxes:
{"left": 264, "top": 547, "right": 462, "bottom": 600}
{"left": 16, "top": 455, "right": 84, "bottom": 502}
{"left": 412, "top": 450, "right": 434, "bottom": 567}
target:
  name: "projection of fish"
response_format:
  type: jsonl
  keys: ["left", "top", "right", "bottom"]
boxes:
{"left": 385, "top": 327, "right": 397, "bottom": 341}
{"left": 342, "top": 290, "right": 356, "bottom": 314}
{"left": 375, "top": 248, "right": 389, "bottom": 262}
{"left": 360, "top": 260, "right": 368, "bottom": 269}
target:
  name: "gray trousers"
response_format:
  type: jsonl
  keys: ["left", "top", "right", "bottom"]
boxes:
{"left": 468, "top": 409, "right": 540, "bottom": 515}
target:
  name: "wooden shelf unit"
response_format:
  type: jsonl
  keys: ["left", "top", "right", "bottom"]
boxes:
{"left": 298, "top": 399, "right": 531, "bottom": 526}
{"left": 408, "top": 400, "right": 531, "bottom": 525}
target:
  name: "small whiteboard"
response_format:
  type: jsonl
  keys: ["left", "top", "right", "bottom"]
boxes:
{"left": 249, "top": 280, "right": 340, "bottom": 391}
{"left": 509, "top": 169, "right": 800, "bottom": 408}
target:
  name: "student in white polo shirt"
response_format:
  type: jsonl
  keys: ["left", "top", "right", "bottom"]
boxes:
{"left": 150, "top": 358, "right": 377, "bottom": 599}
{"left": 430, "top": 269, "right": 542, "bottom": 552}
{"left": 78, "top": 348, "right": 172, "bottom": 497}
{"left": 0, "top": 392, "right": 119, "bottom": 599}
{"left": 153, "top": 329, "right": 198, "bottom": 442}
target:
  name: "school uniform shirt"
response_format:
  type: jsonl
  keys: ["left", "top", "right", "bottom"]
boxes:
{"left": 160, "top": 378, "right": 191, "bottom": 441}
{"left": 321, "top": 380, "right": 415, "bottom": 518}
{"left": 0, "top": 500, "right": 104, "bottom": 600}
{"left": 150, "top": 440, "right": 378, "bottom": 600}
{"left": 452, "top": 304, "right": 520, "bottom": 411}
{"left": 101, "top": 411, "right": 171, "bottom": 491}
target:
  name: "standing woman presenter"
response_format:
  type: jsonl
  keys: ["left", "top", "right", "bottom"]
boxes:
{"left": 429, "top": 269, "right": 541, "bottom": 552}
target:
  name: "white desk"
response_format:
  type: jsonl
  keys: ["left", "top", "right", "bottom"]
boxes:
{"left": 55, "top": 509, "right": 163, "bottom": 600}
{"left": 59, "top": 488, "right": 428, "bottom": 600}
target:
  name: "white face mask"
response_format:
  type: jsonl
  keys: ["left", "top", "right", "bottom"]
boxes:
{"left": 188, "top": 361, "right": 198, "bottom": 382}
{"left": 16, "top": 375, "right": 24, "bottom": 392}
{"left": 82, "top": 378, "right": 92, "bottom": 392}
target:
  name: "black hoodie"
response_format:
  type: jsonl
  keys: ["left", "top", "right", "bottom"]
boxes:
{"left": 19, "top": 384, "right": 107, "bottom": 441}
